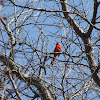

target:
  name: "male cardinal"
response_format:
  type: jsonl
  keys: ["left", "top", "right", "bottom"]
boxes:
{"left": 51, "top": 42, "right": 61, "bottom": 65}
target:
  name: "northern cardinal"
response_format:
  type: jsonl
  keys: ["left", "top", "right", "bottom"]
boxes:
{"left": 51, "top": 42, "right": 61, "bottom": 65}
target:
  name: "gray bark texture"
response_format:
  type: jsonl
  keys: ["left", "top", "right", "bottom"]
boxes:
{"left": 60, "top": 0, "right": 100, "bottom": 87}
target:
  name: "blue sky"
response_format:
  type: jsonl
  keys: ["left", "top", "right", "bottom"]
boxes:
{"left": 0, "top": 0, "right": 100, "bottom": 100}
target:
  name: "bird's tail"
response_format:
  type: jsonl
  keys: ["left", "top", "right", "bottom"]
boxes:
{"left": 51, "top": 57, "right": 55, "bottom": 65}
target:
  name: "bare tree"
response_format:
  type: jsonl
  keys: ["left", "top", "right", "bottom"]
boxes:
{"left": 0, "top": 0, "right": 100, "bottom": 100}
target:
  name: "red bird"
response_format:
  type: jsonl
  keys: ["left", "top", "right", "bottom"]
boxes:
{"left": 51, "top": 42, "right": 61, "bottom": 65}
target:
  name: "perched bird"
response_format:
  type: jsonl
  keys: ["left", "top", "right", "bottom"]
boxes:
{"left": 51, "top": 42, "right": 61, "bottom": 65}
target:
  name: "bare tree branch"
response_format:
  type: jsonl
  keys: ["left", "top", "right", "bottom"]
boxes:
{"left": 8, "top": 72, "right": 22, "bottom": 100}
{"left": 60, "top": 0, "right": 85, "bottom": 37}
{"left": 0, "top": 0, "right": 99, "bottom": 99}
{"left": 60, "top": 0, "right": 100, "bottom": 87}
{"left": 83, "top": 38, "right": 100, "bottom": 87}
{"left": 0, "top": 53, "right": 55, "bottom": 100}
{"left": 8, "top": 0, "right": 100, "bottom": 31}
{"left": 86, "top": 0, "right": 99, "bottom": 36}
{"left": 0, "top": 17, "right": 15, "bottom": 60}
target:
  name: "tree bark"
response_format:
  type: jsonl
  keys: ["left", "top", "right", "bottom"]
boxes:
{"left": 0, "top": 53, "right": 55, "bottom": 100}
{"left": 60, "top": 0, "right": 100, "bottom": 87}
